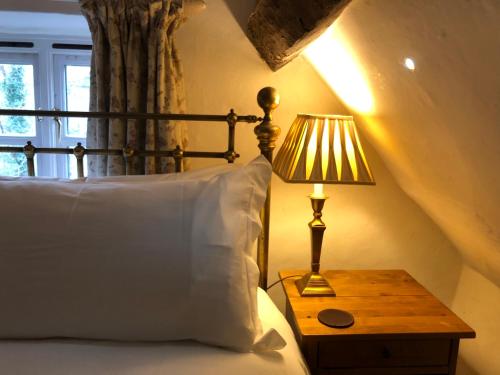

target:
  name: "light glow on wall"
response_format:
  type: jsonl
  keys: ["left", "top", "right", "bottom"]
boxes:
{"left": 304, "top": 27, "right": 375, "bottom": 114}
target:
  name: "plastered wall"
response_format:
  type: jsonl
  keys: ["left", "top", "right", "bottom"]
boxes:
{"left": 176, "top": 1, "right": 498, "bottom": 373}
{"left": 301, "top": 1, "right": 499, "bottom": 373}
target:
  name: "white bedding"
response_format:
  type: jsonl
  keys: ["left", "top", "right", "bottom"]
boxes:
{"left": 0, "top": 289, "right": 309, "bottom": 375}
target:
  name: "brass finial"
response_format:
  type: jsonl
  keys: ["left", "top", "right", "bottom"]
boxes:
{"left": 254, "top": 87, "right": 281, "bottom": 156}
{"left": 226, "top": 109, "right": 238, "bottom": 125}
{"left": 173, "top": 145, "right": 184, "bottom": 173}
{"left": 257, "top": 87, "right": 280, "bottom": 119}
{"left": 173, "top": 144, "right": 184, "bottom": 159}
{"left": 73, "top": 142, "right": 86, "bottom": 159}
{"left": 23, "top": 141, "right": 36, "bottom": 176}
{"left": 224, "top": 150, "right": 238, "bottom": 162}
{"left": 122, "top": 145, "right": 135, "bottom": 159}
{"left": 23, "top": 141, "right": 35, "bottom": 157}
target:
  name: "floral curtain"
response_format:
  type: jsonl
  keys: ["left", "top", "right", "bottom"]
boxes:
{"left": 80, "top": 0, "right": 188, "bottom": 176}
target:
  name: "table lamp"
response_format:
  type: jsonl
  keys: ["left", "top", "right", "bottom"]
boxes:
{"left": 273, "top": 114, "right": 375, "bottom": 297}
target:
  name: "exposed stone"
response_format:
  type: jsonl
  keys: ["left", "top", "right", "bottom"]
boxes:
{"left": 247, "top": 0, "right": 351, "bottom": 71}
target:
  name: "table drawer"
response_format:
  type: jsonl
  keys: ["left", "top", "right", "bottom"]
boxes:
{"left": 318, "top": 339, "right": 451, "bottom": 368}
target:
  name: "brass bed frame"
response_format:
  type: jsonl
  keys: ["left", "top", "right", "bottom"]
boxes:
{"left": 0, "top": 87, "right": 280, "bottom": 290}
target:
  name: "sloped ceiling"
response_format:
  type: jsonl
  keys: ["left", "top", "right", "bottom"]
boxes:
{"left": 303, "top": 0, "right": 500, "bottom": 285}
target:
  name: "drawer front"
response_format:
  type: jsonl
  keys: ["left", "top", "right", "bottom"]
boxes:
{"left": 318, "top": 339, "right": 451, "bottom": 368}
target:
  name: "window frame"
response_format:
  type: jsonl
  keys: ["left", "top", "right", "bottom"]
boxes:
{"left": 0, "top": 35, "right": 91, "bottom": 178}
{"left": 53, "top": 53, "right": 91, "bottom": 178}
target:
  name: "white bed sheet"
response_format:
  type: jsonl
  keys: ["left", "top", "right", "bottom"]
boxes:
{"left": 0, "top": 289, "right": 309, "bottom": 375}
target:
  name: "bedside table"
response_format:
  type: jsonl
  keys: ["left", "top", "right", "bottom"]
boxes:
{"left": 280, "top": 270, "right": 475, "bottom": 375}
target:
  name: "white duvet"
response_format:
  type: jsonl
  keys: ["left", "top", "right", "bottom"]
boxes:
{"left": 0, "top": 289, "right": 309, "bottom": 375}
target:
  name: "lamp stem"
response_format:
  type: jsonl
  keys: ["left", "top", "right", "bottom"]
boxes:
{"left": 294, "top": 190, "right": 336, "bottom": 296}
{"left": 309, "top": 195, "right": 326, "bottom": 273}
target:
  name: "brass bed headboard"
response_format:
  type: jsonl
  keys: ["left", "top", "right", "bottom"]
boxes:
{"left": 0, "top": 87, "right": 281, "bottom": 290}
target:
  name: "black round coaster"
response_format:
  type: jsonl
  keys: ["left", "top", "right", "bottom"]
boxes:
{"left": 317, "top": 309, "right": 354, "bottom": 328}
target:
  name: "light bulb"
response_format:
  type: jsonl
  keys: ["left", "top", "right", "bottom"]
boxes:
{"left": 404, "top": 57, "right": 416, "bottom": 71}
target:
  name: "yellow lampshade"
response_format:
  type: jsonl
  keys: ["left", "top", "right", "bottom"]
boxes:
{"left": 273, "top": 114, "right": 375, "bottom": 185}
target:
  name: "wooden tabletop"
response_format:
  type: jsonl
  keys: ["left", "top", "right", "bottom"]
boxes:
{"left": 280, "top": 270, "right": 476, "bottom": 340}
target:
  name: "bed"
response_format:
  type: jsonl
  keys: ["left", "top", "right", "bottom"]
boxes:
{"left": 0, "top": 289, "right": 308, "bottom": 375}
{"left": 0, "top": 87, "right": 309, "bottom": 374}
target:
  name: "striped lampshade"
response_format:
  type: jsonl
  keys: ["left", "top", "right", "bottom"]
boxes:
{"left": 273, "top": 114, "right": 375, "bottom": 185}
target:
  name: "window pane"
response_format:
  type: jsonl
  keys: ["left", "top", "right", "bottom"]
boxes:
{"left": 0, "top": 148, "right": 28, "bottom": 176}
{"left": 0, "top": 64, "right": 36, "bottom": 136}
{"left": 65, "top": 65, "right": 90, "bottom": 138}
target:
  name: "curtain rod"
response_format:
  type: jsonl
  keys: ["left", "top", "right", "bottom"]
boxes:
{"left": 0, "top": 109, "right": 261, "bottom": 123}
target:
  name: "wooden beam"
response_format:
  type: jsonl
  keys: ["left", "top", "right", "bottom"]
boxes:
{"left": 247, "top": 0, "right": 351, "bottom": 71}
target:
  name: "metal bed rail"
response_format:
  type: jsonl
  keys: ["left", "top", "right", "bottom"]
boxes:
{"left": 0, "top": 108, "right": 261, "bottom": 177}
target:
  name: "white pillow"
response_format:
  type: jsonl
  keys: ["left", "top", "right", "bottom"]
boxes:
{"left": 0, "top": 156, "right": 276, "bottom": 352}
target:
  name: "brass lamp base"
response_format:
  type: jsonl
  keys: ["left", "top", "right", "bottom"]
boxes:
{"left": 295, "top": 272, "right": 336, "bottom": 296}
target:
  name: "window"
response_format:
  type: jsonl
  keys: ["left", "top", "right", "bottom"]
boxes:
{"left": 0, "top": 38, "right": 91, "bottom": 177}
{"left": 0, "top": 52, "right": 38, "bottom": 176}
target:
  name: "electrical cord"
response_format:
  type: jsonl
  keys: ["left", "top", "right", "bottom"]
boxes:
{"left": 266, "top": 275, "right": 302, "bottom": 290}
